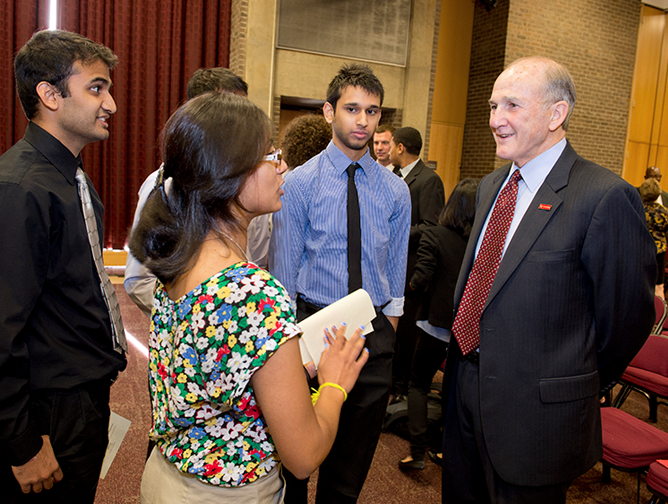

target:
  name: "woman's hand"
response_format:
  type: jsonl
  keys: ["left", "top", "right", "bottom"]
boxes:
{"left": 317, "top": 324, "right": 369, "bottom": 394}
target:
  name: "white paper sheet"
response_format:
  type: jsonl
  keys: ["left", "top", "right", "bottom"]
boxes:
{"left": 298, "top": 289, "right": 376, "bottom": 369}
{"left": 100, "top": 411, "right": 131, "bottom": 479}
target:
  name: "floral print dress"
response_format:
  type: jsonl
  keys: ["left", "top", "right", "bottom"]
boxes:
{"left": 148, "top": 262, "right": 300, "bottom": 487}
{"left": 645, "top": 201, "right": 668, "bottom": 254}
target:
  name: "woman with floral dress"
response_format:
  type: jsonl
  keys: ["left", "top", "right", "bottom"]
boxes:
{"left": 130, "top": 92, "right": 368, "bottom": 503}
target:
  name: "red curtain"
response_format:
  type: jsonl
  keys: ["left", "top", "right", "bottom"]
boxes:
{"left": 0, "top": 0, "right": 48, "bottom": 153}
{"left": 57, "top": 0, "right": 232, "bottom": 248}
{"left": 0, "top": 1, "right": 231, "bottom": 248}
{"left": 0, "top": 0, "right": 231, "bottom": 248}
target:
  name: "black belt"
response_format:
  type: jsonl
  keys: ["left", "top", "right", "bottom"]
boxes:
{"left": 459, "top": 351, "right": 479, "bottom": 366}
{"left": 296, "top": 294, "right": 389, "bottom": 316}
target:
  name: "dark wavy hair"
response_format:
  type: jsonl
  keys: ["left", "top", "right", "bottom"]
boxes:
{"left": 129, "top": 92, "right": 272, "bottom": 284}
{"left": 438, "top": 178, "right": 479, "bottom": 238}
{"left": 14, "top": 29, "right": 118, "bottom": 120}
{"left": 281, "top": 115, "right": 331, "bottom": 169}
{"left": 326, "top": 63, "right": 384, "bottom": 112}
{"left": 186, "top": 67, "right": 248, "bottom": 99}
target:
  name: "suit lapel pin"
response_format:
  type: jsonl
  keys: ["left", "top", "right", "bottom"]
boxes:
{"left": 538, "top": 203, "right": 552, "bottom": 211}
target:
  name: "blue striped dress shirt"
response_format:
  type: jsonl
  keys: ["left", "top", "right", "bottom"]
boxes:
{"left": 270, "top": 141, "right": 411, "bottom": 317}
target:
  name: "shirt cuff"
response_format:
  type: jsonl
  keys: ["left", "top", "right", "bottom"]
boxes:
{"left": 6, "top": 423, "right": 43, "bottom": 466}
{"left": 382, "top": 296, "right": 404, "bottom": 318}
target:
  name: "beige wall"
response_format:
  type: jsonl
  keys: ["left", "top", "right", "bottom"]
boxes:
{"left": 236, "top": 0, "right": 439, "bottom": 154}
{"left": 273, "top": 50, "right": 405, "bottom": 109}
{"left": 244, "top": 0, "right": 278, "bottom": 115}
{"left": 623, "top": 5, "right": 668, "bottom": 189}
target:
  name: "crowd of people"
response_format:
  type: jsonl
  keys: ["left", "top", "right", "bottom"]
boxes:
{"left": 0, "top": 28, "right": 659, "bottom": 504}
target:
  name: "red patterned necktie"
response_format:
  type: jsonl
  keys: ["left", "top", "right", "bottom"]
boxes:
{"left": 452, "top": 169, "right": 523, "bottom": 356}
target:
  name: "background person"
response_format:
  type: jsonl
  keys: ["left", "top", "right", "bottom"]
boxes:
{"left": 643, "top": 166, "right": 668, "bottom": 205}
{"left": 124, "top": 67, "right": 271, "bottom": 318}
{"left": 373, "top": 123, "right": 395, "bottom": 169}
{"left": 388, "top": 126, "right": 445, "bottom": 402}
{"left": 398, "top": 178, "right": 478, "bottom": 471}
{"left": 281, "top": 114, "right": 332, "bottom": 171}
{"left": 640, "top": 177, "right": 668, "bottom": 299}
{"left": 130, "top": 92, "right": 368, "bottom": 503}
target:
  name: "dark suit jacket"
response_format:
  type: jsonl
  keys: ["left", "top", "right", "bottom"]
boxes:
{"left": 410, "top": 225, "right": 467, "bottom": 329}
{"left": 401, "top": 160, "right": 445, "bottom": 289}
{"left": 443, "top": 142, "right": 656, "bottom": 486}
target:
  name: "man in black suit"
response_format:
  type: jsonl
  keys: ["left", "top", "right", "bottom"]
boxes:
{"left": 441, "top": 56, "right": 656, "bottom": 503}
{"left": 388, "top": 127, "right": 445, "bottom": 399}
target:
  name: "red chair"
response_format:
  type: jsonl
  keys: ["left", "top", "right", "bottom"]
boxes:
{"left": 647, "top": 460, "right": 668, "bottom": 504}
{"left": 611, "top": 334, "right": 668, "bottom": 422}
{"left": 600, "top": 407, "right": 668, "bottom": 501}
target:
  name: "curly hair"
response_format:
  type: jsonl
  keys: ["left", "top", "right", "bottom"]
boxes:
{"left": 281, "top": 115, "right": 331, "bottom": 169}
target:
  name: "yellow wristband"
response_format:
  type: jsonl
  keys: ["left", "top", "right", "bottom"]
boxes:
{"left": 310, "top": 382, "right": 348, "bottom": 405}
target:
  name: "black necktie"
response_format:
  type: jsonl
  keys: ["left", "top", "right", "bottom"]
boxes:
{"left": 393, "top": 165, "right": 402, "bottom": 178}
{"left": 347, "top": 163, "right": 363, "bottom": 293}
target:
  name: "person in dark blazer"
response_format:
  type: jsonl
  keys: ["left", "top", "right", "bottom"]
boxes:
{"left": 389, "top": 126, "right": 445, "bottom": 399}
{"left": 441, "top": 56, "right": 656, "bottom": 504}
{"left": 398, "top": 178, "right": 478, "bottom": 471}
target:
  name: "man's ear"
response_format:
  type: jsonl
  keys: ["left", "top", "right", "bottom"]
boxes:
{"left": 549, "top": 101, "right": 569, "bottom": 132}
{"left": 36, "top": 81, "right": 60, "bottom": 113}
{"left": 323, "top": 102, "right": 334, "bottom": 124}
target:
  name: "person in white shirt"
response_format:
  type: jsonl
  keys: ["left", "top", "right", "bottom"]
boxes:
{"left": 373, "top": 124, "right": 395, "bottom": 170}
{"left": 124, "top": 68, "right": 271, "bottom": 318}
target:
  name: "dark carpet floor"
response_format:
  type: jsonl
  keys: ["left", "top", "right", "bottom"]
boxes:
{"left": 94, "top": 284, "right": 666, "bottom": 503}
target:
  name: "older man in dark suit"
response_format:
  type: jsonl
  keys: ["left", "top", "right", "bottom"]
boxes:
{"left": 388, "top": 127, "right": 445, "bottom": 400}
{"left": 441, "top": 56, "right": 656, "bottom": 504}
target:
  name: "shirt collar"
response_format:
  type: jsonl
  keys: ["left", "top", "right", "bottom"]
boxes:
{"left": 325, "top": 140, "right": 376, "bottom": 175}
{"left": 400, "top": 158, "right": 420, "bottom": 179}
{"left": 23, "top": 122, "right": 82, "bottom": 185}
{"left": 512, "top": 137, "right": 567, "bottom": 194}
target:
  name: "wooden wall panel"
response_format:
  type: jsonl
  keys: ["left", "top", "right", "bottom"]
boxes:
{"left": 624, "top": 5, "right": 668, "bottom": 190}
{"left": 656, "top": 145, "right": 668, "bottom": 177}
{"left": 628, "top": 7, "right": 665, "bottom": 144}
{"left": 428, "top": 122, "right": 464, "bottom": 200}
{"left": 626, "top": 140, "right": 651, "bottom": 187}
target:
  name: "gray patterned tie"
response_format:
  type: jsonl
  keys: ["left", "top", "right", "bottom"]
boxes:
{"left": 75, "top": 168, "right": 127, "bottom": 353}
